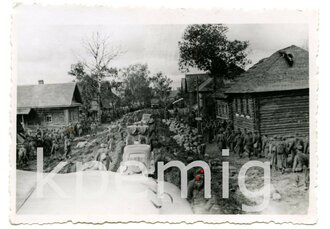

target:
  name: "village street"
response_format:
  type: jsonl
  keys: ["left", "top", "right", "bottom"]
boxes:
{"left": 16, "top": 109, "right": 309, "bottom": 215}
{"left": 14, "top": 22, "right": 311, "bottom": 218}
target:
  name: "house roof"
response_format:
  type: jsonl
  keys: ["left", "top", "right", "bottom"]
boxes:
{"left": 185, "top": 73, "right": 210, "bottom": 93}
{"left": 198, "top": 78, "right": 214, "bottom": 92}
{"left": 101, "top": 93, "right": 119, "bottom": 109}
{"left": 169, "top": 90, "right": 179, "bottom": 99}
{"left": 190, "top": 65, "right": 245, "bottom": 93}
{"left": 17, "top": 82, "right": 83, "bottom": 109}
{"left": 17, "top": 107, "right": 31, "bottom": 115}
{"left": 212, "top": 81, "right": 235, "bottom": 99}
{"left": 226, "top": 45, "right": 309, "bottom": 93}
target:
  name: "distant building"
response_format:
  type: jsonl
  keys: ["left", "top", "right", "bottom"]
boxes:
{"left": 181, "top": 73, "right": 210, "bottom": 113}
{"left": 196, "top": 65, "right": 245, "bottom": 118}
{"left": 225, "top": 45, "right": 309, "bottom": 136}
{"left": 169, "top": 89, "right": 179, "bottom": 102}
{"left": 17, "top": 81, "right": 83, "bottom": 129}
{"left": 151, "top": 98, "right": 160, "bottom": 108}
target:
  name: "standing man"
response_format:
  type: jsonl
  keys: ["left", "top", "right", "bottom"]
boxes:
{"left": 216, "top": 130, "right": 225, "bottom": 153}
{"left": 243, "top": 131, "right": 253, "bottom": 158}
{"left": 76, "top": 122, "right": 82, "bottom": 136}
{"left": 253, "top": 131, "right": 262, "bottom": 158}
{"left": 276, "top": 137, "right": 286, "bottom": 173}
{"left": 96, "top": 144, "right": 113, "bottom": 171}
{"left": 63, "top": 136, "right": 72, "bottom": 159}
{"left": 234, "top": 129, "right": 243, "bottom": 157}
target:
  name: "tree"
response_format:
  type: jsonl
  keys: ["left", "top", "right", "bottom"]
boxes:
{"left": 69, "top": 62, "right": 98, "bottom": 113}
{"left": 178, "top": 24, "right": 250, "bottom": 90}
{"left": 69, "top": 63, "right": 119, "bottom": 120}
{"left": 149, "top": 72, "right": 173, "bottom": 107}
{"left": 120, "top": 64, "right": 152, "bottom": 109}
{"left": 69, "top": 32, "right": 120, "bottom": 123}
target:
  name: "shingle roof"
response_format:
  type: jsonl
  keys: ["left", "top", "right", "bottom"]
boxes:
{"left": 198, "top": 78, "right": 214, "bottom": 92}
{"left": 226, "top": 45, "right": 309, "bottom": 93}
{"left": 17, "top": 82, "right": 82, "bottom": 108}
{"left": 212, "top": 80, "right": 236, "bottom": 99}
{"left": 169, "top": 90, "right": 179, "bottom": 99}
{"left": 185, "top": 73, "right": 210, "bottom": 93}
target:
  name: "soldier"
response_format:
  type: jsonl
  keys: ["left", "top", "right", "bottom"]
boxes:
{"left": 253, "top": 131, "right": 262, "bottom": 158}
{"left": 197, "top": 136, "right": 206, "bottom": 157}
{"left": 216, "top": 130, "right": 225, "bottom": 153}
{"left": 17, "top": 145, "right": 28, "bottom": 166}
{"left": 292, "top": 144, "right": 309, "bottom": 190}
{"left": 50, "top": 139, "right": 59, "bottom": 158}
{"left": 227, "top": 129, "right": 235, "bottom": 153}
{"left": 107, "top": 131, "right": 114, "bottom": 149}
{"left": 270, "top": 142, "right": 277, "bottom": 171}
{"left": 63, "top": 136, "right": 72, "bottom": 159}
{"left": 243, "top": 131, "right": 253, "bottom": 158}
{"left": 187, "top": 169, "right": 205, "bottom": 201}
{"left": 96, "top": 144, "right": 112, "bottom": 171}
{"left": 234, "top": 129, "right": 243, "bottom": 157}
{"left": 90, "top": 122, "right": 97, "bottom": 136}
{"left": 261, "top": 135, "right": 269, "bottom": 158}
{"left": 292, "top": 144, "right": 304, "bottom": 172}
{"left": 76, "top": 122, "right": 82, "bottom": 136}
{"left": 304, "top": 136, "right": 309, "bottom": 155}
{"left": 276, "top": 137, "right": 287, "bottom": 173}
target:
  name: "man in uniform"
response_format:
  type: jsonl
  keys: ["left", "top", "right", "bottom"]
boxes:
{"left": 50, "top": 139, "right": 59, "bottom": 159}
{"left": 243, "top": 131, "right": 253, "bottom": 158}
{"left": 234, "top": 129, "right": 243, "bottom": 157}
{"left": 253, "top": 131, "right": 262, "bottom": 158}
{"left": 216, "top": 130, "right": 225, "bottom": 153}
{"left": 63, "top": 136, "right": 72, "bottom": 159}
{"left": 276, "top": 137, "right": 287, "bottom": 173}
{"left": 96, "top": 144, "right": 113, "bottom": 171}
{"left": 227, "top": 129, "right": 235, "bottom": 154}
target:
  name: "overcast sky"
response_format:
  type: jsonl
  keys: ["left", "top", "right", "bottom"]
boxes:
{"left": 14, "top": 5, "right": 309, "bottom": 88}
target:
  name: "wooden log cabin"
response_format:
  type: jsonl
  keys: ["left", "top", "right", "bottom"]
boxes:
{"left": 17, "top": 81, "right": 83, "bottom": 130}
{"left": 225, "top": 45, "right": 309, "bottom": 137}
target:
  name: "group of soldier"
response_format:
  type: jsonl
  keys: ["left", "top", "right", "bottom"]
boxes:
{"left": 168, "top": 114, "right": 309, "bottom": 179}
{"left": 17, "top": 122, "right": 88, "bottom": 166}
{"left": 212, "top": 124, "right": 309, "bottom": 173}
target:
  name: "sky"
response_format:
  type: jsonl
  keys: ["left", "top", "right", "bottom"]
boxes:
{"left": 14, "top": 5, "right": 309, "bottom": 89}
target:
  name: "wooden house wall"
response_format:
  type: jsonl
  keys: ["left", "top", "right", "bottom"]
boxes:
{"left": 23, "top": 107, "right": 80, "bottom": 128}
{"left": 257, "top": 89, "right": 309, "bottom": 136}
{"left": 231, "top": 96, "right": 258, "bottom": 133}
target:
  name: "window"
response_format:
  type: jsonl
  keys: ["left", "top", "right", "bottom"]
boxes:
{"left": 240, "top": 98, "right": 244, "bottom": 114}
{"left": 246, "top": 98, "right": 250, "bottom": 116}
{"left": 234, "top": 98, "right": 238, "bottom": 113}
{"left": 45, "top": 114, "right": 52, "bottom": 123}
{"left": 217, "top": 101, "right": 222, "bottom": 116}
{"left": 217, "top": 101, "right": 229, "bottom": 118}
{"left": 236, "top": 98, "right": 240, "bottom": 113}
{"left": 70, "top": 110, "right": 78, "bottom": 121}
{"left": 242, "top": 98, "right": 246, "bottom": 115}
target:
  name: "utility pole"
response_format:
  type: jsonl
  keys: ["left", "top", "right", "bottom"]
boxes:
{"left": 196, "top": 75, "right": 201, "bottom": 134}
{"left": 97, "top": 76, "right": 102, "bottom": 124}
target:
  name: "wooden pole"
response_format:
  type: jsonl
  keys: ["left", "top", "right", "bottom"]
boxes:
{"left": 21, "top": 115, "right": 25, "bottom": 130}
{"left": 196, "top": 75, "right": 201, "bottom": 134}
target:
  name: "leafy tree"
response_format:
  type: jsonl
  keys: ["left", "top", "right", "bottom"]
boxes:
{"left": 178, "top": 24, "right": 250, "bottom": 90}
{"left": 69, "top": 63, "right": 119, "bottom": 115}
{"left": 149, "top": 72, "right": 173, "bottom": 107}
{"left": 69, "top": 32, "right": 120, "bottom": 122}
{"left": 69, "top": 62, "right": 98, "bottom": 113}
{"left": 120, "top": 64, "right": 152, "bottom": 108}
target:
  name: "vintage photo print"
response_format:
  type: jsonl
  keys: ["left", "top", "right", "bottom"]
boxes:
{"left": 10, "top": 4, "right": 318, "bottom": 224}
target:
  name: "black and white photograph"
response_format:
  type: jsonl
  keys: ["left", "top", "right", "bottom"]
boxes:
{"left": 10, "top": 5, "right": 318, "bottom": 224}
